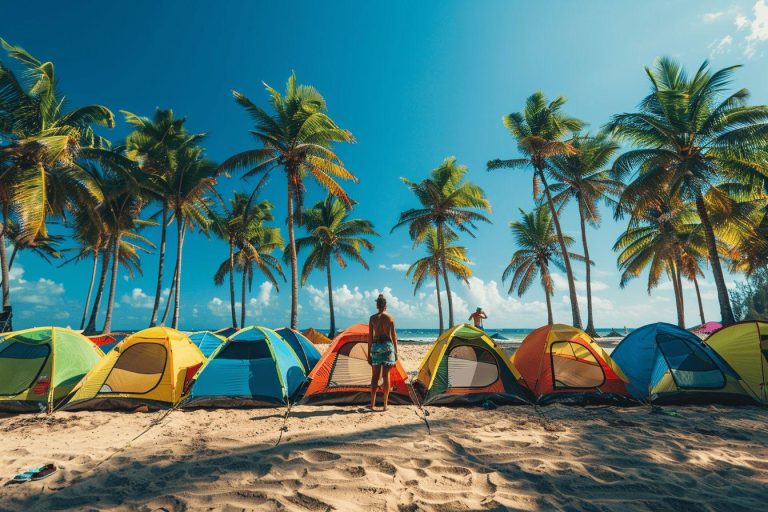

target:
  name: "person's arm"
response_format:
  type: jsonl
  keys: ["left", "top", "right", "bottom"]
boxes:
{"left": 368, "top": 317, "right": 374, "bottom": 365}
{"left": 481, "top": 312, "right": 487, "bottom": 319}
{"left": 390, "top": 316, "right": 398, "bottom": 359}
{"left": 468, "top": 314, "right": 473, "bottom": 321}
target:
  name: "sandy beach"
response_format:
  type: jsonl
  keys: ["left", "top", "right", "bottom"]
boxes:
{"left": 1, "top": 342, "right": 767, "bottom": 511}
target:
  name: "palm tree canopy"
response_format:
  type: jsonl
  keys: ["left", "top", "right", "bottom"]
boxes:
{"left": 393, "top": 156, "right": 491, "bottom": 241}
{"left": 406, "top": 227, "right": 471, "bottom": 294}
{"left": 219, "top": 72, "right": 356, "bottom": 207}
{"left": 608, "top": 57, "right": 768, "bottom": 205}
{"left": 503, "top": 207, "right": 581, "bottom": 296}
{"left": 295, "top": 195, "right": 377, "bottom": 284}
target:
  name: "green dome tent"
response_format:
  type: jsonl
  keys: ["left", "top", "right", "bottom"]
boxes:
{"left": 0, "top": 327, "right": 104, "bottom": 413}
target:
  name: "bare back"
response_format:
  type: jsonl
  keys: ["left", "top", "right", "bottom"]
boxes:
{"left": 369, "top": 312, "right": 396, "bottom": 343}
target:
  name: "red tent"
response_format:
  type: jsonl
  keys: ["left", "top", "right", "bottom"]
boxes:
{"left": 692, "top": 322, "right": 722, "bottom": 335}
{"left": 301, "top": 323, "right": 412, "bottom": 405}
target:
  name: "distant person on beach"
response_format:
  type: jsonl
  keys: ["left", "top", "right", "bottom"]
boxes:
{"left": 368, "top": 293, "right": 398, "bottom": 411}
{"left": 469, "top": 307, "right": 487, "bottom": 329}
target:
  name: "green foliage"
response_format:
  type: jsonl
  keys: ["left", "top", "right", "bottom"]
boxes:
{"left": 731, "top": 269, "right": 768, "bottom": 321}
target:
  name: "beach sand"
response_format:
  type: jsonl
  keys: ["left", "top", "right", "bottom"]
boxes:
{"left": 2, "top": 342, "right": 767, "bottom": 511}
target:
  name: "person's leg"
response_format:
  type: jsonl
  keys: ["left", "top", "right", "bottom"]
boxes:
{"left": 382, "top": 366, "right": 391, "bottom": 411}
{"left": 370, "top": 365, "right": 382, "bottom": 409}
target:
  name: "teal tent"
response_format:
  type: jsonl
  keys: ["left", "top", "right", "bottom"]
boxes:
{"left": 274, "top": 327, "right": 321, "bottom": 373}
{"left": 183, "top": 326, "right": 306, "bottom": 408}
{"left": 189, "top": 331, "right": 226, "bottom": 357}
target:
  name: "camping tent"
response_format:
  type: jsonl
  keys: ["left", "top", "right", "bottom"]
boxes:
{"left": 414, "top": 324, "right": 531, "bottom": 405}
{"left": 692, "top": 322, "right": 722, "bottom": 336}
{"left": 183, "top": 326, "right": 307, "bottom": 408}
{"left": 0, "top": 327, "right": 103, "bottom": 412}
{"left": 302, "top": 327, "right": 332, "bottom": 345}
{"left": 87, "top": 332, "right": 129, "bottom": 354}
{"left": 274, "top": 327, "right": 322, "bottom": 373}
{"left": 189, "top": 331, "right": 226, "bottom": 357}
{"left": 214, "top": 326, "right": 239, "bottom": 338}
{"left": 705, "top": 321, "right": 768, "bottom": 403}
{"left": 512, "top": 324, "right": 632, "bottom": 404}
{"left": 63, "top": 327, "right": 205, "bottom": 411}
{"left": 611, "top": 322, "right": 754, "bottom": 404}
{"left": 302, "top": 323, "right": 412, "bottom": 405}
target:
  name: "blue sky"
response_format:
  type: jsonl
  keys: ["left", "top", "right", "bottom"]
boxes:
{"left": 2, "top": 0, "right": 768, "bottom": 330}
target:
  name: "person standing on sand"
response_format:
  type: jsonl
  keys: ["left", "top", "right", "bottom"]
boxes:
{"left": 368, "top": 294, "right": 398, "bottom": 411}
{"left": 469, "top": 307, "right": 487, "bottom": 329}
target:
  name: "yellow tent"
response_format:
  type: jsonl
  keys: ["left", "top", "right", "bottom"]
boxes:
{"left": 302, "top": 327, "right": 332, "bottom": 345}
{"left": 705, "top": 321, "right": 768, "bottom": 403}
{"left": 62, "top": 327, "right": 205, "bottom": 411}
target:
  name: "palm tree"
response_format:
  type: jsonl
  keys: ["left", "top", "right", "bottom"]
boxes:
{"left": 680, "top": 253, "right": 707, "bottom": 325}
{"left": 161, "top": 144, "right": 219, "bottom": 329}
{"left": 488, "top": 92, "right": 585, "bottom": 328}
{"left": 0, "top": 39, "right": 113, "bottom": 314}
{"left": 608, "top": 58, "right": 768, "bottom": 325}
{"left": 504, "top": 207, "right": 582, "bottom": 325}
{"left": 295, "top": 196, "right": 377, "bottom": 337}
{"left": 405, "top": 228, "right": 471, "bottom": 332}
{"left": 613, "top": 196, "right": 704, "bottom": 327}
{"left": 548, "top": 133, "right": 623, "bottom": 336}
{"left": 4, "top": 221, "right": 62, "bottom": 270}
{"left": 214, "top": 197, "right": 285, "bottom": 327}
{"left": 393, "top": 157, "right": 490, "bottom": 327}
{"left": 123, "top": 108, "right": 203, "bottom": 327}
{"left": 219, "top": 73, "right": 356, "bottom": 329}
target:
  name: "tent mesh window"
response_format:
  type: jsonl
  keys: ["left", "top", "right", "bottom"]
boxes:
{"left": 550, "top": 341, "right": 605, "bottom": 389}
{"left": 657, "top": 334, "right": 725, "bottom": 389}
{"left": 215, "top": 341, "right": 272, "bottom": 360}
{"left": 329, "top": 341, "right": 380, "bottom": 387}
{"left": 446, "top": 344, "right": 499, "bottom": 389}
{"left": 0, "top": 342, "right": 50, "bottom": 396}
{"left": 101, "top": 343, "right": 167, "bottom": 394}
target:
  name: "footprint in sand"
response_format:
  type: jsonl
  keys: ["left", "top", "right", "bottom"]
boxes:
{"left": 305, "top": 450, "right": 342, "bottom": 463}
{"left": 286, "top": 491, "right": 335, "bottom": 511}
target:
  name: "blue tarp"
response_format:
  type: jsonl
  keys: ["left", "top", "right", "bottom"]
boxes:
{"left": 274, "top": 327, "right": 321, "bottom": 373}
{"left": 184, "top": 326, "right": 307, "bottom": 408}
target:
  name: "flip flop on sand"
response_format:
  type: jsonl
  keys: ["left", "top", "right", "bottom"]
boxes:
{"left": 31, "top": 464, "right": 57, "bottom": 481}
{"left": 9, "top": 466, "right": 45, "bottom": 484}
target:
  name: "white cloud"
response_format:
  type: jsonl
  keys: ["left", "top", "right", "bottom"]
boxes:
{"left": 206, "top": 281, "right": 275, "bottom": 323}
{"left": 732, "top": 1, "right": 768, "bottom": 57}
{"left": 550, "top": 273, "right": 609, "bottom": 292}
{"left": 462, "top": 277, "right": 546, "bottom": 319}
{"left": 704, "top": 11, "right": 726, "bottom": 22}
{"left": 121, "top": 287, "right": 169, "bottom": 309}
{"left": 736, "top": 14, "right": 750, "bottom": 29}
{"left": 378, "top": 263, "right": 410, "bottom": 272}
{"left": 710, "top": 34, "right": 734, "bottom": 56}
{"left": 12, "top": 277, "right": 65, "bottom": 306}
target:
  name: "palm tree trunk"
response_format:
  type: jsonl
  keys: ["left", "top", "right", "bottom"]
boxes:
{"left": 85, "top": 246, "right": 111, "bottom": 334}
{"left": 160, "top": 270, "right": 176, "bottom": 325}
{"left": 171, "top": 216, "right": 185, "bottom": 329}
{"left": 149, "top": 201, "right": 168, "bottom": 327}
{"left": 538, "top": 170, "right": 582, "bottom": 328}
{"left": 327, "top": 264, "right": 336, "bottom": 338}
{"left": 669, "top": 262, "right": 685, "bottom": 328}
{"left": 102, "top": 235, "right": 120, "bottom": 333}
{"left": 692, "top": 273, "right": 706, "bottom": 325}
{"left": 229, "top": 238, "right": 238, "bottom": 328}
{"left": 240, "top": 265, "right": 247, "bottom": 328}
{"left": 287, "top": 183, "right": 299, "bottom": 329}
{"left": 434, "top": 271, "right": 444, "bottom": 333}
{"left": 8, "top": 246, "right": 18, "bottom": 271}
{"left": 0, "top": 205, "right": 11, "bottom": 309}
{"left": 80, "top": 249, "right": 99, "bottom": 330}
{"left": 577, "top": 198, "right": 596, "bottom": 336}
{"left": 542, "top": 262, "right": 554, "bottom": 325}
{"left": 695, "top": 195, "right": 734, "bottom": 324}
{"left": 437, "top": 225, "right": 455, "bottom": 327}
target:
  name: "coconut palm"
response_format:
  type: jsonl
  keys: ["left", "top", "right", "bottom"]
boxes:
{"left": 0, "top": 39, "right": 114, "bottom": 313}
{"left": 613, "top": 196, "right": 706, "bottom": 327}
{"left": 3, "top": 221, "right": 62, "bottom": 270}
{"left": 213, "top": 196, "right": 285, "bottom": 327}
{"left": 680, "top": 253, "right": 707, "bottom": 325}
{"left": 219, "top": 73, "right": 356, "bottom": 329}
{"left": 160, "top": 144, "right": 219, "bottom": 328}
{"left": 393, "top": 157, "right": 490, "bottom": 327}
{"left": 295, "top": 196, "right": 377, "bottom": 337}
{"left": 548, "top": 133, "right": 623, "bottom": 336}
{"left": 488, "top": 92, "right": 585, "bottom": 328}
{"left": 123, "top": 108, "right": 204, "bottom": 327}
{"left": 608, "top": 57, "right": 768, "bottom": 325}
{"left": 405, "top": 228, "right": 471, "bottom": 332}
{"left": 504, "top": 207, "right": 583, "bottom": 325}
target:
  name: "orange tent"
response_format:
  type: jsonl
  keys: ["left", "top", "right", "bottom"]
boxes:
{"left": 301, "top": 323, "right": 412, "bottom": 405}
{"left": 512, "top": 324, "right": 632, "bottom": 404}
